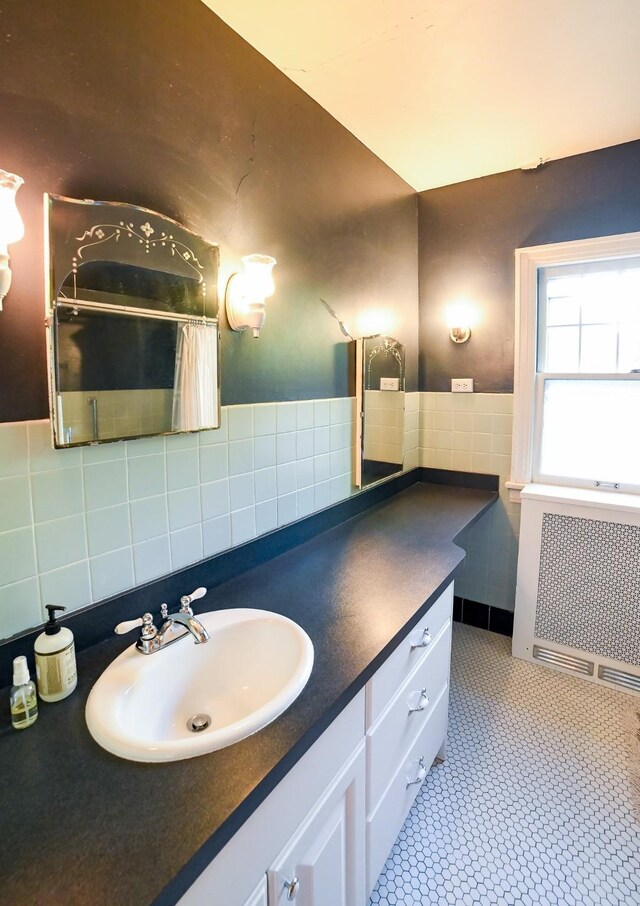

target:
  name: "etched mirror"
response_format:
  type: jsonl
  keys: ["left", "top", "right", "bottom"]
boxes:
{"left": 45, "top": 195, "right": 220, "bottom": 448}
{"left": 355, "top": 335, "right": 406, "bottom": 488}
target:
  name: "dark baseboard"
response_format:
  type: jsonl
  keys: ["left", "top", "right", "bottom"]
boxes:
{"left": 419, "top": 468, "right": 499, "bottom": 492}
{"left": 453, "top": 596, "right": 514, "bottom": 637}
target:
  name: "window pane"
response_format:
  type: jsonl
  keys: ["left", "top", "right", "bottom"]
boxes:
{"left": 546, "top": 295, "right": 580, "bottom": 326}
{"left": 546, "top": 275, "right": 583, "bottom": 299}
{"left": 539, "top": 380, "right": 640, "bottom": 486}
{"left": 545, "top": 326, "right": 580, "bottom": 371}
{"left": 580, "top": 272, "right": 621, "bottom": 323}
{"left": 539, "top": 258, "right": 640, "bottom": 373}
{"left": 618, "top": 269, "right": 640, "bottom": 322}
{"left": 580, "top": 324, "right": 617, "bottom": 372}
{"left": 618, "top": 325, "right": 640, "bottom": 373}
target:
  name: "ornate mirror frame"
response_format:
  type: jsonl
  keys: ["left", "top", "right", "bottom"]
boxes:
{"left": 44, "top": 194, "right": 220, "bottom": 448}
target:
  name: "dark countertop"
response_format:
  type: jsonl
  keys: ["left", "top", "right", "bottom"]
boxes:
{"left": 0, "top": 482, "right": 495, "bottom": 906}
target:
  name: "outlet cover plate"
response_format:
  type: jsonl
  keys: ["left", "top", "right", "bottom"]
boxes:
{"left": 380, "top": 378, "right": 399, "bottom": 391}
{"left": 451, "top": 378, "right": 474, "bottom": 393}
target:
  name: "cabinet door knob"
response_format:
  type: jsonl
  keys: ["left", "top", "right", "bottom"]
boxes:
{"left": 285, "top": 876, "right": 300, "bottom": 900}
{"left": 408, "top": 687, "right": 430, "bottom": 715}
{"left": 406, "top": 756, "right": 428, "bottom": 789}
{"left": 410, "top": 628, "right": 431, "bottom": 651}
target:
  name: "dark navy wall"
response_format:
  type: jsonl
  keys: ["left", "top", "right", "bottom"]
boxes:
{"left": 0, "top": 0, "right": 418, "bottom": 422}
{"left": 418, "top": 140, "right": 640, "bottom": 392}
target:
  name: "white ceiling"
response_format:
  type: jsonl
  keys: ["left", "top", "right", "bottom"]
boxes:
{"left": 202, "top": 0, "right": 640, "bottom": 191}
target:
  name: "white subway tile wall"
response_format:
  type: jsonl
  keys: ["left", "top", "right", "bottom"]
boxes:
{"left": 419, "top": 392, "right": 520, "bottom": 612}
{"left": 0, "top": 394, "right": 419, "bottom": 640}
{"left": 363, "top": 390, "right": 404, "bottom": 465}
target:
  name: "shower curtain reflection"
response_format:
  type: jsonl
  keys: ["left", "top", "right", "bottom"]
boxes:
{"left": 172, "top": 322, "right": 219, "bottom": 431}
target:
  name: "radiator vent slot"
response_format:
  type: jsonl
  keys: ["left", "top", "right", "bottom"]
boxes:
{"left": 597, "top": 665, "right": 640, "bottom": 692}
{"left": 533, "top": 645, "right": 594, "bottom": 675}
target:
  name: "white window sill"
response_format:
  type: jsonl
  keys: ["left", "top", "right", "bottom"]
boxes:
{"left": 520, "top": 483, "right": 640, "bottom": 514}
{"left": 505, "top": 480, "right": 525, "bottom": 504}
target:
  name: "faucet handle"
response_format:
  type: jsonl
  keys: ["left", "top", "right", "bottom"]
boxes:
{"left": 115, "top": 617, "right": 143, "bottom": 635}
{"left": 115, "top": 612, "right": 157, "bottom": 640}
{"left": 160, "top": 603, "right": 169, "bottom": 620}
{"left": 180, "top": 586, "right": 207, "bottom": 613}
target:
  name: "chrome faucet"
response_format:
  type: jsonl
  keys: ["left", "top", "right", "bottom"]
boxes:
{"left": 115, "top": 587, "right": 210, "bottom": 654}
{"left": 157, "top": 597, "right": 210, "bottom": 645}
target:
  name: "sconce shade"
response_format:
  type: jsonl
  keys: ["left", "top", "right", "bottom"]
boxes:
{"left": 0, "top": 170, "right": 25, "bottom": 246}
{"left": 444, "top": 301, "right": 474, "bottom": 344}
{"left": 0, "top": 169, "right": 24, "bottom": 310}
{"left": 241, "top": 254, "right": 276, "bottom": 299}
{"left": 226, "top": 253, "right": 277, "bottom": 338}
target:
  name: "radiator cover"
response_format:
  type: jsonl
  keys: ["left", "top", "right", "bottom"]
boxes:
{"left": 535, "top": 512, "right": 640, "bottom": 666}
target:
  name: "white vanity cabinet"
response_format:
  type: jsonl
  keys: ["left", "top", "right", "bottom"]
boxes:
{"left": 178, "top": 583, "right": 453, "bottom": 906}
{"left": 178, "top": 692, "right": 366, "bottom": 906}
{"left": 243, "top": 879, "right": 268, "bottom": 906}
{"left": 267, "top": 741, "right": 365, "bottom": 905}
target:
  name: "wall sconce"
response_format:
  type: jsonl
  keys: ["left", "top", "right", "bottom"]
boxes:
{"left": 225, "top": 253, "right": 276, "bottom": 338}
{"left": 449, "top": 324, "right": 471, "bottom": 344}
{"left": 0, "top": 170, "right": 25, "bottom": 310}
{"left": 357, "top": 308, "right": 394, "bottom": 338}
{"left": 445, "top": 302, "right": 475, "bottom": 344}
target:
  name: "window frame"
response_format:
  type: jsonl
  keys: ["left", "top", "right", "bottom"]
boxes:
{"left": 509, "top": 230, "right": 640, "bottom": 502}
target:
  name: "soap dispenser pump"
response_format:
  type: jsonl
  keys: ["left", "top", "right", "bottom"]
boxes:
{"left": 34, "top": 605, "right": 78, "bottom": 702}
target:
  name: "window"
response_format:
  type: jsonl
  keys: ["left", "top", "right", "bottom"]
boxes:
{"left": 510, "top": 232, "right": 640, "bottom": 498}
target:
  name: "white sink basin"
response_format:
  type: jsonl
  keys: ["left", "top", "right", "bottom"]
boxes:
{"left": 85, "top": 609, "right": 314, "bottom": 763}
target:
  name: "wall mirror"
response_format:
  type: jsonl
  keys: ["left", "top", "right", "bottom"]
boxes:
{"left": 45, "top": 194, "right": 220, "bottom": 447}
{"left": 355, "top": 335, "right": 405, "bottom": 488}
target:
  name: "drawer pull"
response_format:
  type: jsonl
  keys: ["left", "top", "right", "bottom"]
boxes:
{"left": 408, "top": 687, "right": 430, "bottom": 716}
{"left": 410, "top": 628, "right": 431, "bottom": 651}
{"left": 406, "top": 756, "right": 427, "bottom": 789}
{"left": 284, "top": 877, "right": 300, "bottom": 900}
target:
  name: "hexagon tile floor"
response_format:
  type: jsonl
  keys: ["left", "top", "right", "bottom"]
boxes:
{"left": 370, "top": 624, "right": 640, "bottom": 906}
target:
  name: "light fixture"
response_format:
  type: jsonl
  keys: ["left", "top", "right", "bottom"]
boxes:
{"left": 445, "top": 301, "right": 475, "bottom": 344}
{"left": 0, "top": 170, "right": 24, "bottom": 310}
{"left": 449, "top": 324, "right": 471, "bottom": 344}
{"left": 225, "top": 253, "right": 276, "bottom": 338}
{"left": 357, "top": 308, "right": 394, "bottom": 338}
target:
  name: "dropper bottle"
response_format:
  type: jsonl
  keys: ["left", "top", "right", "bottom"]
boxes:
{"left": 10, "top": 656, "right": 38, "bottom": 730}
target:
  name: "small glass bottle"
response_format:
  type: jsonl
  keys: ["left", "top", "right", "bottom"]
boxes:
{"left": 10, "top": 655, "right": 38, "bottom": 730}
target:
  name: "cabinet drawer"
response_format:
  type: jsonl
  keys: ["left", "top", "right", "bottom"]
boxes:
{"left": 366, "top": 685, "right": 449, "bottom": 897}
{"left": 367, "top": 582, "right": 453, "bottom": 727}
{"left": 367, "top": 622, "right": 451, "bottom": 811}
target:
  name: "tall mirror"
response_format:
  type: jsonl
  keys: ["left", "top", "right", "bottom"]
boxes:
{"left": 45, "top": 195, "right": 220, "bottom": 448}
{"left": 355, "top": 335, "right": 406, "bottom": 488}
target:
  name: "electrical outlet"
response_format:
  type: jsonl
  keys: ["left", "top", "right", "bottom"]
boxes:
{"left": 380, "top": 378, "right": 399, "bottom": 391}
{"left": 451, "top": 378, "right": 473, "bottom": 393}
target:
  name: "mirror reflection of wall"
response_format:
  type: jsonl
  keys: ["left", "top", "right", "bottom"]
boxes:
{"left": 355, "top": 335, "right": 406, "bottom": 488}
{"left": 55, "top": 308, "right": 177, "bottom": 443}
{"left": 45, "top": 195, "right": 220, "bottom": 448}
